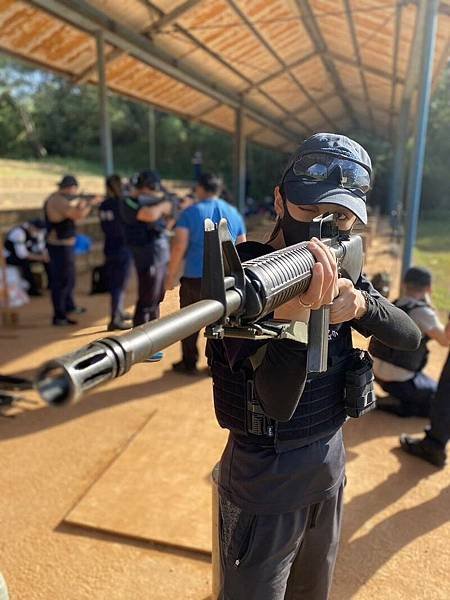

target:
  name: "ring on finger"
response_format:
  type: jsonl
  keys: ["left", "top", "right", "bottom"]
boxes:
{"left": 298, "top": 295, "right": 313, "bottom": 308}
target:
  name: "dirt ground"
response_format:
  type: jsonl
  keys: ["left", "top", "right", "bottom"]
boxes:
{"left": 0, "top": 224, "right": 449, "bottom": 600}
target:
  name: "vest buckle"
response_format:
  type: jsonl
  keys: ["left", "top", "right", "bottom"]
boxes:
{"left": 246, "top": 380, "right": 274, "bottom": 437}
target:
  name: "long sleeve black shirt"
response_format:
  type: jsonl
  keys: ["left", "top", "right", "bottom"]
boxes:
{"left": 210, "top": 242, "right": 421, "bottom": 514}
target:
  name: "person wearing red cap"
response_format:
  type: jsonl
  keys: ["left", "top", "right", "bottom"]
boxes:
{"left": 207, "top": 133, "right": 421, "bottom": 600}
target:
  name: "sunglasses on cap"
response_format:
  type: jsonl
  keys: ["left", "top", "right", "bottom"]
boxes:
{"left": 291, "top": 153, "right": 372, "bottom": 194}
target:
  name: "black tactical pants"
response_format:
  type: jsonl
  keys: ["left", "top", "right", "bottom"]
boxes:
{"left": 131, "top": 248, "right": 167, "bottom": 327}
{"left": 218, "top": 483, "right": 344, "bottom": 600}
{"left": 428, "top": 351, "right": 450, "bottom": 447}
{"left": 47, "top": 244, "right": 76, "bottom": 319}
{"left": 179, "top": 277, "right": 202, "bottom": 368}
{"left": 133, "top": 264, "right": 166, "bottom": 326}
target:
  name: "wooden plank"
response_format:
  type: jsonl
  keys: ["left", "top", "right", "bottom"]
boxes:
{"left": 65, "top": 374, "right": 228, "bottom": 554}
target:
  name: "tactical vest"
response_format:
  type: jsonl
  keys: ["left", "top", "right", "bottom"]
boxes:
{"left": 44, "top": 199, "right": 76, "bottom": 241}
{"left": 211, "top": 324, "right": 353, "bottom": 450}
{"left": 4, "top": 226, "right": 33, "bottom": 262}
{"left": 121, "top": 196, "right": 165, "bottom": 247}
{"left": 369, "top": 298, "right": 430, "bottom": 372}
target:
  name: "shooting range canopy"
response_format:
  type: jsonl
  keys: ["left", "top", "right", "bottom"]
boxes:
{"left": 0, "top": 0, "right": 449, "bottom": 152}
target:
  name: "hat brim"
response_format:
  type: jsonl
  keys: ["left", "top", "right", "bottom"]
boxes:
{"left": 284, "top": 179, "right": 367, "bottom": 225}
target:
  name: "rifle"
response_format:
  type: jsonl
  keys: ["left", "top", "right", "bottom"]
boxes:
{"left": 65, "top": 193, "right": 98, "bottom": 201}
{"left": 35, "top": 215, "right": 363, "bottom": 406}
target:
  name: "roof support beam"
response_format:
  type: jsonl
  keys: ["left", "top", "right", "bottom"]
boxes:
{"left": 342, "top": 0, "right": 376, "bottom": 133}
{"left": 242, "top": 51, "right": 316, "bottom": 94}
{"left": 233, "top": 106, "right": 247, "bottom": 214}
{"left": 329, "top": 51, "right": 405, "bottom": 85}
{"left": 294, "top": 0, "right": 359, "bottom": 129}
{"left": 402, "top": 0, "right": 440, "bottom": 273}
{"left": 147, "top": 0, "right": 202, "bottom": 34}
{"left": 28, "top": 0, "right": 298, "bottom": 143}
{"left": 74, "top": 47, "right": 122, "bottom": 84}
{"left": 226, "top": 0, "right": 338, "bottom": 131}
{"left": 96, "top": 30, "right": 114, "bottom": 175}
{"left": 148, "top": 106, "right": 156, "bottom": 171}
{"left": 133, "top": 1, "right": 312, "bottom": 135}
{"left": 279, "top": 91, "right": 337, "bottom": 125}
{"left": 387, "top": 0, "right": 427, "bottom": 223}
{"left": 70, "top": 0, "right": 309, "bottom": 136}
{"left": 388, "top": 3, "right": 402, "bottom": 135}
{"left": 246, "top": 125, "right": 266, "bottom": 143}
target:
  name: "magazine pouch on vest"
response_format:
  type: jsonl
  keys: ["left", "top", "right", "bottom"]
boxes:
{"left": 369, "top": 299, "right": 429, "bottom": 372}
{"left": 344, "top": 349, "right": 376, "bottom": 418}
{"left": 211, "top": 358, "right": 348, "bottom": 449}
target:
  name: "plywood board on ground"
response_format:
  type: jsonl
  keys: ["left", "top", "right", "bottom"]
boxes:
{"left": 65, "top": 373, "right": 228, "bottom": 554}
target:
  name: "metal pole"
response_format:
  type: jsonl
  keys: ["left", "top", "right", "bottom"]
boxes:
{"left": 234, "top": 106, "right": 246, "bottom": 214}
{"left": 387, "top": 98, "right": 410, "bottom": 223}
{"left": 401, "top": 0, "right": 439, "bottom": 274}
{"left": 388, "top": 0, "right": 427, "bottom": 225}
{"left": 96, "top": 30, "right": 114, "bottom": 175}
{"left": 148, "top": 107, "right": 156, "bottom": 171}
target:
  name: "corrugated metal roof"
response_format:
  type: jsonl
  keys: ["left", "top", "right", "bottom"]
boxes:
{"left": 0, "top": 0, "right": 449, "bottom": 151}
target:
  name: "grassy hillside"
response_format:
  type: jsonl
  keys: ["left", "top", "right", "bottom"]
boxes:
{"left": 0, "top": 158, "right": 191, "bottom": 212}
{"left": 0, "top": 157, "right": 103, "bottom": 178}
{"left": 415, "top": 213, "right": 450, "bottom": 317}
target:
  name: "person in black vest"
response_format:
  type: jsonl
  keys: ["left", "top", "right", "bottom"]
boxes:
{"left": 4, "top": 219, "right": 48, "bottom": 296}
{"left": 207, "top": 134, "right": 421, "bottom": 600}
{"left": 44, "top": 175, "right": 100, "bottom": 326}
{"left": 370, "top": 267, "right": 450, "bottom": 417}
{"left": 120, "top": 170, "right": 173, "bottom": 361}
{"left": 400, "top": 350, "right": 450, "bottom": 467}
{"left": 99, "top": 174, "right": 132, "bottom": 331}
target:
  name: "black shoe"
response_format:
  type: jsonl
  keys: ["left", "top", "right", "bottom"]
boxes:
{"left": 67, "top": 306, "right": 87, "bottom": 315}
{"left": 52, "top": 317, "right": 78, "bottom": 326}
{"left": 28, "top": 289, "right": 43, "bottom": 297}
{"left": 172, "top": 361, "right": 200, "bottom": 376}
{"left": 119, "top": 311, "right": 133, "bottom": 321}
{"left": 107, "top": 319, "right": 132, "bottom": 331}
{"left": 399, "top": 434, "right": 447, "bottom": 468}
{"left": 376, "top": 396, "right": 408, "bottom": 417}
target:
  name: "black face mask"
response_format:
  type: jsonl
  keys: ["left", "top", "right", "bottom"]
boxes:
{"left": 280, "top": 203, "right": 313, "bottom": 246}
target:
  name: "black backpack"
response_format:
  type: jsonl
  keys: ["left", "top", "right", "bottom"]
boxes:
{"left": 90, "top": 264, "right": 109, "bottom": 295}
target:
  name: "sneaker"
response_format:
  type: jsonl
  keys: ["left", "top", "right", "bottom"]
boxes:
{"left": 107, "top": 320, "right": 132, "bottom": 331}
{"left": 172, "top": 361, "right": 199, "bottom": 376}
{"left": 120, "top": 311, "right": 133, "bottom": 321}
{"left": 67, "top": 306, "right": 87, "bottom": 315}
{"left": 399, "top": 434, "right": 447, "bottom": 468}
{"left": 145, "top": 351, "right": 164, "bottom": 363}
{"left": 52, "top": 317, "right": 78, "bottom": 326}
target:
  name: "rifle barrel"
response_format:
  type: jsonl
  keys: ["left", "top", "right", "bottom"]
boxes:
{"left": 36, "top": 293, "right": 240, "bottom": 405}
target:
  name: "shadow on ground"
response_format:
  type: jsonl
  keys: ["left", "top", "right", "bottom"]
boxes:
{"left": 0, "top": 369, "right": 200, "bottom": 440}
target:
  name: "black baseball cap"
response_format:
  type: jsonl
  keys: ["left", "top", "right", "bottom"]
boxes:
{"left": 404, "top": 267, "right": 432, "bottom": 288}
{"left": 29, "top": 218, "right": 46, "bottom": 229}
{"left": 58, "top": 174, "right": 78, "bottom": 188}
{"left": 282, "top": 133, "right": 372, "bottom": 224}
{"left": 136, "top": 169, "right": 161, "bottom": 189}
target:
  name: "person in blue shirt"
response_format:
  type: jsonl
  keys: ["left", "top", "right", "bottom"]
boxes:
{"left": 98, "top": 174, "right": 132, "bottom": 331}
{"left": 165, "top": 172, "right": 246, "bottom": 375}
